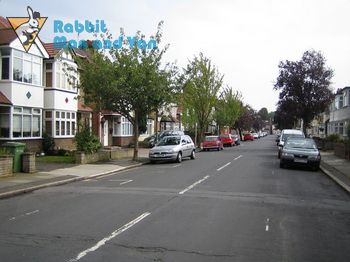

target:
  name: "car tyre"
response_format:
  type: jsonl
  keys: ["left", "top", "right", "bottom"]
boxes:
{"left": 190, "top": 150, "right": 195, "bottom": 160}
{"left": 176, "top": 152, "right": 182, "bottom": 163}
{"left": 278, "top": 151, "right": 281, "bottom": 159}
{"left": 150, "top": 160, "right": 156, "bottom": 164}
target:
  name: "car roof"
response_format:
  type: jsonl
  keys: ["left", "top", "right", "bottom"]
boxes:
{"left": 281, "top": 129, "right": 304, "bottom": 135}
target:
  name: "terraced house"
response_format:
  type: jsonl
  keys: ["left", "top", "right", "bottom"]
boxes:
{"left": 0, "top": 17, "right": 154, "bottom": 151}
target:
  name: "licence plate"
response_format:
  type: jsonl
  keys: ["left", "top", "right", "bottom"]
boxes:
{"left": 294, "top": 158, "right": 307, "bottom": 163}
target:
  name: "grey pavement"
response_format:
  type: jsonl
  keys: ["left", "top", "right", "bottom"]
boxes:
{"left": 320, "top": 151, "right": 350, "bottom": 193}
{"left": 0, "top": 148, "right": 150, "bottom": 199}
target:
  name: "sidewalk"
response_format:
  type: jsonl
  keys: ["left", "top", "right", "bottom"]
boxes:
{"left": 320, "top": 151, "right": 350, "bottom": 193}
{"left": 0, "top": 148, "right": 150, "bottom": 199}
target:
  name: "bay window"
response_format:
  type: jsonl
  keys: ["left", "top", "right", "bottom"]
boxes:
{"left": 12, "top": 107, "right": 41, "bottom": 138}
{"left": 45, "top": 110, "right": 76, "bottom": 137}
{"left": 12, "top": 50, "right": 42, "bottom": 85}
{"left": 0, "top": 48, "right": 10, "bottom": 80}
{"left": 0, "top": 106, "right": 10, "bottom": 138}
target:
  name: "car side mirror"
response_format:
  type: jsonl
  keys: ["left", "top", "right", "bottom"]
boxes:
{"left": 317, "top": 146, "right": 322, "bottom": 150}
{"left": 276, "top": 139, "right": 280, "bottom": 143}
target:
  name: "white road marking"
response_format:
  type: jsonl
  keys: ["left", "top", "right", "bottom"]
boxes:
{"left": 172, "top": 164, "right": 181, "bottom": 168}
{"left": 109, "top": 179, "right": 133, "bottom": 185}
{"left": 217, "top": 162, "right": 231, "bottom": 171}
{"left": 233, "top": 155, "right": 243, "bottom": 160}
{"left": 179, "top": 176, "right": 210, "bottom": 195}
{"left": 119, "top": 180, "right": 133, "bottom": 185}
{"left": 265, "top": 218, "right": 270, "bottom": 231}
{"left": 9, "top": 210, "right": 39, "bottom": 221}
{"left": 69, "top": 212, "right": 151, "bottom": 262}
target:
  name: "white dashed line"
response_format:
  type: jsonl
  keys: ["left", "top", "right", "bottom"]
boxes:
{"left": 265, "top": 218, "right": 270, "bottom": 232}
{"left": 9, "top": 209, "right": 39, "bottom": 221}
{"left": 69, "top": 212, "right": 151, "bottom": 262}
{"left": 217, "top": 162, "right": 231, "bottom": 171}
{"left": 179, "top": 176, "right": 210, "bottom": 195}
{"left": 233, "top": 155, "right": 243, "bottom": 160}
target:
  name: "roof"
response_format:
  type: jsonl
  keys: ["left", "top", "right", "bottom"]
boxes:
{"left": 0, "top": 17, "right": 11, "bottom": 29}
{"left": 43, "top": 42, "right": 90, "bottom": 59}
{"left": 102, "top": 110, "right": 121, "bottom": 116}
{"left": 0, "top": 28, "right": 17, "bottom": 45}
{"left": 0, "top": 91, "right": 12, "bottom": 105}
{"left": 43, "top": 43, "right": 61, "bottom": 58}
{"left": 78, "top": 101, "right": 93, "bottom": 112}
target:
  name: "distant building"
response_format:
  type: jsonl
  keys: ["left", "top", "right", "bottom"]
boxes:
{"left": 328, "top": 86, "right": 350, "bottom": 138}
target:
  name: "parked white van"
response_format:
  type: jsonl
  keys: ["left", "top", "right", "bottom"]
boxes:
{"left": 277, "top": 129, "right": 305, "bottom": 158}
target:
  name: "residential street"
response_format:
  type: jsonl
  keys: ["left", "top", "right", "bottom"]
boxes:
{"left": 1, "top": 136, "right": 349, "bottom": 262}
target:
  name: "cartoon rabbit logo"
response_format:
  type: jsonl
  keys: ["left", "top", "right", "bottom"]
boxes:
{"left": 7, "top": 6, "right": 47, "bottom": 52}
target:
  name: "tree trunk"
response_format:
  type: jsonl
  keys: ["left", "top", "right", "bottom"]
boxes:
{"left": 154, "top": 109, "right": 159, "bottom": 144}
{"left": 133, "top": 112, "right": 139, "bottom": 161}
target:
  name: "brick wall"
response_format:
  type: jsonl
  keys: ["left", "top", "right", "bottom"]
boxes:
{"left": 112, "top": 136, "right": 134, "bottom": 147}
{"left": 54, "top": 138, "right": 76, "bottom": 151}
{"left": 0, "top": 156, "right": 13, "bottom": 177}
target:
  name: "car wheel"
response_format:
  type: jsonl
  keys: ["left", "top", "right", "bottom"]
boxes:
{"left": 312, "top": 165, "right": 319, "bottom": 171}
{"left": 150, "top": 160, "right": 156, "bottom": 164}
{"left": 176, "top": 152, "right": 182, "bottom": 163}
{"left": 278, "top": 151, "right": 281, "bottom": 159}
{"left": 190, "top": 150, "right": 196, "bottom": 160}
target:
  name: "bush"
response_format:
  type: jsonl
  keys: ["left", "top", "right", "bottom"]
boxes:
{"left": 75, "top": 127, "right": 101, "bottom": 154}
{"left": 42, "top": 133, "right": 55, "bottom": 154}
{"left": 325, "top": 133, "right": 342, "bottom": 143}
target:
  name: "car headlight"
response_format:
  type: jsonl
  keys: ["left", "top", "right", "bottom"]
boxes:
{"left": 309, "top": 155, "right": 321, "bottom": 160}
{"left": 282, "top": 152, "right": 293, "bottom": 157}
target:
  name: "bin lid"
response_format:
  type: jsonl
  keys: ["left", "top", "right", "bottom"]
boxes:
{"left": 3, "top": 142, "right": 26, "bottom": 147}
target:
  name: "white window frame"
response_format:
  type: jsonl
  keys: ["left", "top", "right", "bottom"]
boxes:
{"left": 121, "top": 116, "right": 133, "bottom": 136}
{"left": 12, "top": 106, "right": 41, "bottom": 139}
{"left": 46, "top": 110, "right": 76, "bottom": 138}
{"left": 12, "top": 49, "right": 42, "bottom": 86}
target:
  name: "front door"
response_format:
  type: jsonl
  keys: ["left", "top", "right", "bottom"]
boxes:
{"left": 103, "top": 120, "right": 109, "bottom": 146}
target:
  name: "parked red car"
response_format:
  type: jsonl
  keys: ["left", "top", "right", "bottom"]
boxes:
{"left": 243, "top": 133, "right": 255, "bottom": 141}
{"left": 202, "top": 136, "right": 224, "bottom": 151}
{"left": 220, "top": 134, "right": 235, "bottom": 147}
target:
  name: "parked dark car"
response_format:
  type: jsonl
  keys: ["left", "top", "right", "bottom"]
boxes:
{"left": 279, "top": 137, "right": 321, "bottom": 171}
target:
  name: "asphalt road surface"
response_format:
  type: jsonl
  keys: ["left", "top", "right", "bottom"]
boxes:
{"left": 1, "top": 135, "right": 349, "bottom": 262}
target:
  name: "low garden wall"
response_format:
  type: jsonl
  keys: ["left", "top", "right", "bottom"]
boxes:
{"left": 334, "top": 143, "right": 350, "bottom": 161}
{"left": 75, "top": 148, "right": 134, "bottom": 164}
{"left": 0, "top": 156, "right": 13, "bottom": 177}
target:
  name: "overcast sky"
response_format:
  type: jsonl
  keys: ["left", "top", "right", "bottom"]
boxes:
{"left": 2, "top": 0, "right": 350, "bottom": 112}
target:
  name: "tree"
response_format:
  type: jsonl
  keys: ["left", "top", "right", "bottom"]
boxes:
{"left": 258, "top": 107, "right": 269, "bottom": 121}
{"left": 77, "top": 22, "right": 177, "bottom": 160}
{"left": 215, "top": 87, "right": 242, "bottom": 129}
{"left": 234, "top": 105, "right": 255, "bottom": 139}
{"left": 274, "top": 50, "right": 334, "bottom": 134}
{"left": 181, "top": 53, "right": 223, "bottom": 144}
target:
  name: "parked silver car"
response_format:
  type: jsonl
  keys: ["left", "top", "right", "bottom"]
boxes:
{"left": 280, "top": 137, "right": 321, "bottom": 171}
{"left": 149, "top": 135, "right": 196, "bottom": 163}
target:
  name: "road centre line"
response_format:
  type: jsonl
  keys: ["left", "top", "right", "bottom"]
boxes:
{"left": 233, "top": 155, "right": 243, "bottom": 160}
{"left": 265, "top": 218, "right": 270, "bottom": 232}
{"left": 9, "top": 209, "right": 39, "bottom": 221}
{"left": 179, "top": 176, "right": 210, "bottom": 195}
{"left": 217, "top": 162, "right": 231, "bottom": 171}
{"left": 69, "top": 212, "right": 151, "bottom": 262}
{"left": 120, "top": 180, "right": 133, "bottom": 185}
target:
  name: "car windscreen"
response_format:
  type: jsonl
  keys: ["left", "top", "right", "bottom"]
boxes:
{"left": 205, "top": 136, "right": 218, "bottom": 141}
{"left": 157, "top": 136, "right": 180, "bottom": 146}
{"left": 285, "top": 139, "right": 317, "bottom": 149}
{"left": 282, "top": 134, "right": 304, "bottom": 141}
